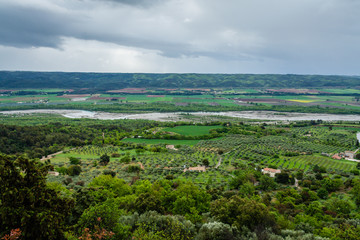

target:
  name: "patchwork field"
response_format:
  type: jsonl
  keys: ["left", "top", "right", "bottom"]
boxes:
{"left": 1, "top": 87, "right": 360, "bottom": 113}
{"left": 161, "top": 125, "right": 223, "bottom": 136}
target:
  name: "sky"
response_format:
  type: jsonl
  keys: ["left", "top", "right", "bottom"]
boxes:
{"left": 0, "top": 0, "right": 359, "bottom": 74}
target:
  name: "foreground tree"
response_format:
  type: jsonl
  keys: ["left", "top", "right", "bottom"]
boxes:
{"left": 0, "top": 155, "right": 74, "bottom": 239}
{"left": 210, "top": 195, "right": 277, "bottom": 234}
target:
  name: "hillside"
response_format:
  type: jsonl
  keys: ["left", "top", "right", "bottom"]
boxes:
{"left": 1, "top": 71, "right": 360, "bottom": 89}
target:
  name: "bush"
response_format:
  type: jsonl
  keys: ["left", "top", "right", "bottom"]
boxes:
{"left": 195, "top": 222, "right": 237, "bottom": 240}
{"left": 69, "top": 156, "right": 81, "bottom": 165}
{"left": 103, "top": 170, "right": 116, "bottom": 177}
{"left": 67, "top": 165, "right": 82, "bottom": 176}
{"left": 111, "top": 153, "right": 121, "bottom": 158}
{"left": 120, "top": 155, "right": 131, "bottom": 164}
{"left": 99, "top": 154, "right": 110, "bottom": 166}
{"left": 119, "top": 211, "right": 196, "bottom": 240}
{"left": 128, "top": 165, "right": 141, "bottom": 173}
{"left": 76, "top": 181, "right": 85, "bottom": 186}
{"left": 63, "top": 177, "right": 73, "bottom": 185}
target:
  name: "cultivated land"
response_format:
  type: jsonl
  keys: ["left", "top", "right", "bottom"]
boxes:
{"left": 3, "top": 73, "right": 360, "bottom": 239}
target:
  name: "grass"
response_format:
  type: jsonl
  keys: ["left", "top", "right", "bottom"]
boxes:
{"left": 161, "top": 125, "right": 223, "bottom": 136}
{"left": 122, "top": 138, "right": 201, "bottom": 145}
{"left": 50, "top": 146, "right": 142, "bottom": 164}
{"left": 266, "top": 154, "right": 356, "bottom": 172}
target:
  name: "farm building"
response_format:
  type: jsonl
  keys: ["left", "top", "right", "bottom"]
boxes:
{"left": 332, "top": 154, "right": 342, "bottom": 160}
{"left": 262, "top": 168, "right": 281, "bottom": 177}
{"left": 166, "top": 145, "right": 177, "bottom": 150}
{"left": 345, "top": 151, "right": 355, "bottom": 159}
{"left": 184, "top": 165, "right": 206, "bottom": 173}
{"left": 48, "top": 171, "right": 59, "bottom": 176}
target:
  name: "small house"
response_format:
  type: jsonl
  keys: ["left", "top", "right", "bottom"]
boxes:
{"left": 166, "top": 145, "right": 177, "bottom": 150}
{"left": 184, "top": 165, "right": 206, "bottom": 173}
{"left": 345, "top": 151, "right": 355, "bottom": 159}
{"left": 332, "top": 154, "right": 342, "bottom": 160}
{"left": 262, "top": 168, "right": 281, "bottom": 178}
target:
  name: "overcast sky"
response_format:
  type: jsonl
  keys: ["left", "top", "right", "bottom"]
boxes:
{"left": 0, "top": 0, "right": 359, "bottom": 74}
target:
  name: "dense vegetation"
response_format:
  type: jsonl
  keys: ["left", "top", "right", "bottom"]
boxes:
{"left": 2, "top": 113, "right": 360, "bottom": 239}
{"left": 1, "top": 71, "right": 360, "bottom": 89}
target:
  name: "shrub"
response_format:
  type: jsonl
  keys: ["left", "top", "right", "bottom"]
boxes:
{"left": 103, "top": 170, "right": 116, "bottom": 177}
{"left": 111, "top": 153, "right": 121, "bottom": 158}
{"left": 67, "top": 165, "right": 82, "bottom": 176}
{"left": 69, "top": 156, "right": 81, "bottom": 165}
{"left": 195, "top": 222, "right": 236, "bottom": 240}
{"left": 63, "top": 177, "right": 73, "bottom": 185}
{"left": 128, "top": 165, "right": 141, "bottom": 173}
{"left": 99, "top": 154, "right": 110, "bottom": 166}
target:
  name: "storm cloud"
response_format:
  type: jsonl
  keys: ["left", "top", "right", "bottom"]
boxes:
{"left": 0, "top": 0, "right": 359, "bottom": 74}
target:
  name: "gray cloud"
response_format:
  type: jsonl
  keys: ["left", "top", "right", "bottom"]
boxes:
{"left": 102, "top": 0, "right": 165, "bottom": 7}
{"left": 0, "top": 0, "right": 360, "bottom": 74}
{"left": 0, "top": 3, "right": 75, "bottom": 48}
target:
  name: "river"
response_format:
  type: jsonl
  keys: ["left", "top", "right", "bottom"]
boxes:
{"left": 1, "top": 109, "right": 360, "bottom": 122}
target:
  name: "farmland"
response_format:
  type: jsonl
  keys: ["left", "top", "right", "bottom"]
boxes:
{"left": 3, "top": 109, "right": 360, "bottom": 240}
{"left": 1, "top": 84, "right": 360, "bottom": 115}
{"left": 3, "top": 73, "right": 360, "bottom": 239}
{"left": 161, "top": 125, "right": 223, "bottom": 136}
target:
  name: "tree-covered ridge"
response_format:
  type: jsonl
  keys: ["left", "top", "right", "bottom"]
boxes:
{"left": 1, "top": 71, "right": 359, "bottom": 89}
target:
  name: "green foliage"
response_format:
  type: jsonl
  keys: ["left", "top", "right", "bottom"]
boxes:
{"left": 317, "top": 188, "right": 329, "bottom": 200}
{"left": 99, "top": 154, "right": 110, "bottom": 166}
{"left": 195, "top": 221, "right": 237, "bottom": 240}
{"left": 325, "top": 196, "right": 355, "bottom": 216}
{"left": 69, "top": 156, "right": 81, "bottom": 165}
{"left": 134, "top": 193, "right": 164, "bottom": 214}
{"left": 210, "top": 195, "right": 277, "bottom": 232}
{"left": 120, "top": 154, "right": 131, "bottom": 163}
{"left": 120, "top": 211, "right": 196, "bottom": 240}
{"left": 89, "top": 175, "right": 132, "bottom": 197}
{"left": 128, "top": 164, "right": 141, "bottom": 173}
{"left": 67, "top": 165, "right": 82, "bottom": 176}
{"left": 0, "top": 155, "right": 74, "bottom": 239}
{"left": 103, "top": 169, "right": 116, "bottom": 177}
{"left": 76, "top": 199, "right": 128, "bottom": 238}
{"left": 259, "top": 174, "right": 277, "bottom": 191}
{"left": 111, "top": 152, "right": 121, "bottom": 158}
{"left": 275, "top": 172, "right": 295, "bottom": 185}
{"left": 322, "top": 178, "right": 343, "bottom": 192}
{"left": 2, "top": 71, "right": 360, "bottom": 89}
{"left": 171, "top": 182, "right": 211, "bottom": 218}
{"left": 202, "top": 159, "right": 210, "bottom": 167}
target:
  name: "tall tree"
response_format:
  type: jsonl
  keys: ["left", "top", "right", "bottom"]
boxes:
{"left": 0, "top": 155, "right": 74, "bottom": 239}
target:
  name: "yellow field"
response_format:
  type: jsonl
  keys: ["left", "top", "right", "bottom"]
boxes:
{"left": 288, "top": 99, "right": 316, "bottom": 103}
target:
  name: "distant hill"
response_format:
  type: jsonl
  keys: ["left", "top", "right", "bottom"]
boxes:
{"left": 0, "top": 71, "right": 359, "bottom": 89}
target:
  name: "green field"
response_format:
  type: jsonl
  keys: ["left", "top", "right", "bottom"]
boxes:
{"left": 264, "top": 155, "right": 356, "bottom": 172}
{"left": 161, "top": 125, "right": 223, "bottom": 136}
{"left": 122, "top": 138, "right": 201, "bottom": 145}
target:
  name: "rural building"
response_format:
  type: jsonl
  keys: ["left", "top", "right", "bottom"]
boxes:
{"left": 345, "top": 151, "right": 355, "bottom": 159}
{"left": 48, "top": 171, "right": 59, "bottom": 176}
{"left": 262, "top": 168, "right": 281, "bottom": 177}
{"left": 321, "top": 152, "right": 330, "bottom": 157}
{"left": 184, "top": 165, "right": 206, "bottom": 173}
{"left": 332, "top": 154, "right": 342, "bottom": 160}
{"left": 166, "top": 145, "right": 177, "bottom": 150}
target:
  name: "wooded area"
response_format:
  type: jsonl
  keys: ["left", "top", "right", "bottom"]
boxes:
{"left": 1, "top": 71, "right": 359, "bottom": 89}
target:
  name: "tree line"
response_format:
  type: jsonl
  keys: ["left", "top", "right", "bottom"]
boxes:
{"left": 1, "top": 71, "right": 359, "bottom": 89}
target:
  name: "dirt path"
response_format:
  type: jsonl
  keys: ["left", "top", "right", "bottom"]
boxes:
{"left": 40, "top": 148, "right": 77, "bottom": 162}
{"left": 345, "top": 158, "right": 360, "bottom": 163}
{"left": 137, "top": 162, "right": 145, "bottom": 170}
{"left": 294, "top": 178, "right": 299, "bottom": 188}
{"left": 215, "top": 156, "right": 222, "bottom": 168}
